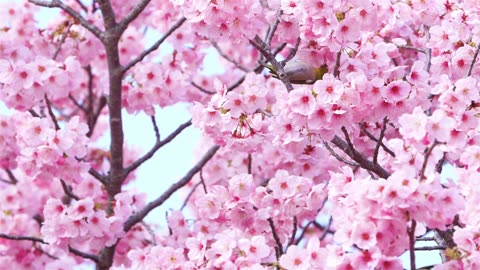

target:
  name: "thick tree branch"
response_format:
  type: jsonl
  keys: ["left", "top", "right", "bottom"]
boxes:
{"left": 122, "top": 17, "right": 187, "bottom": 73}
{"left": 96, "top": 0, "right": 117, "bottom": 29}
{"left": 124, "top": 119, "right": 192, "bottom": 175}
{"left": 28, "top": 0, "right": 103, "bottom": 39}
{"left": 123, "top": 145, "right": 220, "bottom": 232}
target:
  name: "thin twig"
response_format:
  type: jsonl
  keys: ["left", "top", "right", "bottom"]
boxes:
{"left": 60, "top": 179, "right": 80, "bottom": 201}
{"left": 88, "top": 168, "right": 107, "bottom": 184}
{"left": 122, "top": 17, "right": 187, "bottom": 73}
{"left": 5, "top": 169, "right": 18, "bottom": 184}
{"left": 282, "top": 37, "right": 301, "bottom": 63}
{"left": 52, "top": 21, "right": 73, "bottom": 60}
{"left": 44, "top": 95, "right": 60, "bottom": 130}
{"left": 211, "top": 40, "right": 249, "bottom": 72}
{"left": 180, "top": 181, "right": 202, "bottom": 211}
{"left": 68, "top": 245, "right": 99, "bottom": 263}
{"left": 151, "top": 115, "right": 160, "bottom": 141}
{"left": 247, "top": 154, "right": 252, "bottom": 174}
{"left": 74, "top": 0, "right": 88, "bottom": 12}
{"left": 267, "top": 217, "right": 283, "bottom": 259}
{"left": 68, "top": 94, "right": 87, "bottom": 112}
{"left": 286, "top": 216, "right": 297, "bottom": 248}
{"left": 295, "top": 221, "right": 313, "bottom": 245}
{"left": 0, "top": 234, "right": 46, "bottom": 244}
{"left": 123, "top": 145, "right": 220, "bottom": 232}
{"left": 467, "top": 43, "right": 480, "bottom": 77}
{"left": 319, "top": 217, "right": 333, "bottom": 241}
{"left": 323, "top": 141, "right": 359, "bottom": 166}
{"left": 419, "top": 140, "right": 441, "bottom": 180}
{"left": 141, "top": 221, "right": 157, "bottom": 246}
{"left": 191, "top": 81, "right": 216, "bottom": 95}
{"left": 359, "top": 121, "right": 396, "bottom": 158}
{"left": 118, "top": 0, "right": 152, "bottom": 31}
{"left": 415, "top": 246, "right": 446, "bottom": 251}
{"left": 124, "top": 119, "right": 192, "bottom": 175}
{"left": 333, "top": 51, "right": 341, "bottom": 77}
{"left": 199, "top": 169, "right": 208, "bottom": 194}
{"left": 373, "top": 117, "right": 390, "bottom": 164}
{"left": 265, "top": 9, "right": 282, "bottom": 47}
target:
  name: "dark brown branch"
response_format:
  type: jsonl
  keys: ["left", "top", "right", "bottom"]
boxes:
{"left": 191, "top": 81, "right": 216, "bottom": 95}
{"left": 226, "top": 43, "right": 286, "bottom": 92}
{"left": 330, "top": 135, "right": 391, "bottom": 179}
{"left": 86, "top": 95, "right": 107, "bottom": 138}
{"left": 118, "top": 0, "right": 152, "bottom": 31}
{"left": 359, "top": 121, "right": 396, "bottom": 159}
{"left": 52, "top": 21, "right": 73, "bottom": 60}
{"left": 28, "top": 0, "right": 103, "bottom": 39}
{"left": 333, "top": 51, "right": 341, "bottom": 77}
{"left": 141, "top": 221, "right": 157, "bottom": 246}
{"left": 68, "top": 94, "right": 87, "bottom": 112}
{"left": 420, "top": 140, "right": 441, "bottom": 180}
{"left": 180, "top": 181, "right": 202, "bottom": 211}
{"left": 96, "top": 0, "right": 117, "bottom": 29}
{"left": 211, "top": 40, "right": 249, "bottom": 72}
{"left": 373, "top": 117, "right": 391, "bottom": 164}
{"left": 323, "top": 140, "right": 359, "bottom": 167}
{"left": 60, "top": 179, "right": 80, "bottom": 201}
{"left": 250, "top": 35, "right": 293, "bottom": 91}
{"left": 150, "top": 116, "right": 160, "bottom": 141}
{"left": 407, "top": 219, "right": 417, "bottom": 270}
{"left": 0, "top": 233, "right": 46, "bottom": 244}
{"left": 415, "top": 246, "right": 446, "bottom": 251}
{"left": 247, "top": 154, "right": 252, "bottom": 174}
{"left": 319, "top": 217, "right": 333, "bottom": 241}
{"left": 74, "top": 0, "right": 88, "bottom": 12}
{"left": 68, "top": 245, "right": 99, "bottom": 263}
{"left": 267, "top": 217, "right": 283, "bottom": 259}
{"left": 199, "top": 169, "right": 208, "bottom": 194}
{"left": 282, "top": 37, "right": 301, "bottom": 64}
{"left": 5, "top": 169, "right": 18, "bottom": 184}
{"left": 122, "top": 17, "right": 187, "bottom": 73}
{"left": 286, "top": 216, "right": 297, "bottom": 248}
{"left": 467, "top": 43, "right": 480, "bottom": 77}
{"left": 123, "top": 145, "right": 220, "bottom": 232}
{"left": 265, "top": 9, "right": 282, "bottom": 47}
{"left": 44, "top": 95, "right": 60, "bottom": 130}
{"left": 124, "top": 119, "right": 192, "bottom": 175}
{"left": 88, "top": 168, "right": 107, "bottom": 184}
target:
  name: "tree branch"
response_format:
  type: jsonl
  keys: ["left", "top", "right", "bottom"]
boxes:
{"left": 118, "top": 0, "right": 152, "bottom": 31}
{"left": 0, "top": 233, "right": 46, "bottom": 244}
{"left": 122, "top": 17, "right": 187, "bottom": 73}
{"left": 330, "top": 135, "right": 391, "bottom": 179}
{"left": 123, "top": 145, "right": 220, "bottom": 232}
{"left": 124, "top": 119, "right": 192, "bottom": 175}
{"left": 267, "top": 217, "right": 283, "bottom": 259}
{"left": 28, "top": 0, "right": 103, "bottom": 39}
{"left": 407, "top": 219, "right": 417, "bottom": 270}
{"left": 68, "top": 245, "right": 99, "bottom": 263}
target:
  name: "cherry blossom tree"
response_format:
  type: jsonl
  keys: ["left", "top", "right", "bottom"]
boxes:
{"left": 1, "top": 0, "right": 480, "bottom": 269}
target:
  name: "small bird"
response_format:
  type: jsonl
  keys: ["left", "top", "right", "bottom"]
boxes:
{"left": 266, "top": 60, "right": 328, "bottom": 84}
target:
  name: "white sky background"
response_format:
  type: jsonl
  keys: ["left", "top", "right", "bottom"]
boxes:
{"left": 0, "top": 1, "right": 455, "bottom": 269}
